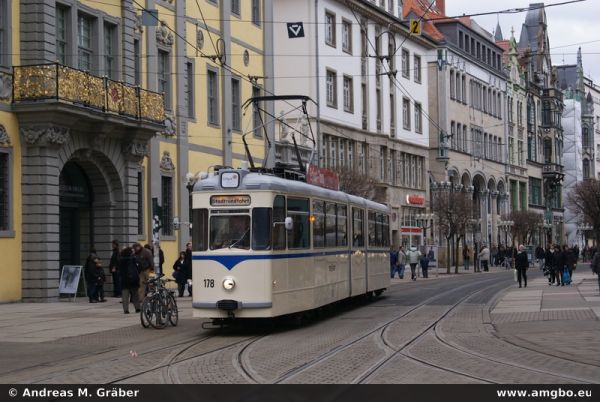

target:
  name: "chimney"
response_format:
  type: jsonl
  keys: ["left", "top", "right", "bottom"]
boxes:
{"left": 436, "top": 0, "right": 445, "bottom": 15}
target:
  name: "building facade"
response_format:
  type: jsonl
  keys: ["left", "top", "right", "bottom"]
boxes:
{"left": 0, "top": 0, "right": 270, "bottom": 302}
{"left": 272, "top": 0, "right": 437, "bottom": 248}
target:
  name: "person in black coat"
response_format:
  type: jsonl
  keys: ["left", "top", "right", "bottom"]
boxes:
{"left": 566, "top": 246, "right": 577, "bottom": 281}
{"left": 183, "top": 241, "right": 193, "bottom": 297}
{"left": 84, "top": 247, "right": 98, "bottom": 303}
{"left": 119, "top": 247, "right": 140, "bottom": 314}
{"left": 109, "top": 240, "right": 121, "bottom": 298}
{"left": 515, "top": 245, "right": 529, "bottom": 288}
{"left": 544, "top": 245, "right": 555, "bottom": 284}
{"left": 553, "top": 245, "right": 565, "bottom": 286}
{"left": 173, "top": 251, "right": 187, "bottom": 297}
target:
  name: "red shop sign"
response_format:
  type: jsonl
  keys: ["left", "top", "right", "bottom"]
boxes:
{"left": 306, "top": 164, "right": 340, "bottom": 191}
{"left": 406, "top": 194, "right": 425, "bottom": 205}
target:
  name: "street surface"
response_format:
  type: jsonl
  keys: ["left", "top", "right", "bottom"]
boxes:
{"left": 1, "top": 268, "right": 599, "bottom": 384}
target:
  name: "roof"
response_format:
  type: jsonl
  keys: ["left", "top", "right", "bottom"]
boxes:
{"left": 402, "top": 0, "right": 447, "bottom": 41}
{"left": 194, "top": 169, "right": 389, "bottom": 213}
{"left": 496, "top": 40, "right": 510, "bottom": 66}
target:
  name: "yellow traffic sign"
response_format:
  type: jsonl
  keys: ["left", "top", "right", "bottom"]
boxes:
{"left": 410, "top": 19, "right": 422, "bottom": 35}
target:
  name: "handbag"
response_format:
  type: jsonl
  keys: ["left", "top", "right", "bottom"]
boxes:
{"left": 513, "top": 269, "right": 518, "bottom": 282}
{"left": 562, "top": 269, "right": 571, "bottom": 284}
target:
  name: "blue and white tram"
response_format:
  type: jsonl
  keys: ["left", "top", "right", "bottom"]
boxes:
{"left": 190, "top": 167, "right": 390, "bottom": 320}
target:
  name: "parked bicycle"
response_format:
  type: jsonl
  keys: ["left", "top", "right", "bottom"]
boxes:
{"left": 140, "top": 273, "right": 179, "bottom": 329}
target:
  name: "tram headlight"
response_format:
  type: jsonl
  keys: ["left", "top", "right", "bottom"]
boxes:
{"left": 223, "top": 278, "right": 235, "bottom": 290}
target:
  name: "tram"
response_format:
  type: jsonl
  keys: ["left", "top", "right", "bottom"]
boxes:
{"left": 190, "top": 166, "right": 390, "bottom": 321}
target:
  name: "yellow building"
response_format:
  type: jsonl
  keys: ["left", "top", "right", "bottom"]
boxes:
{"left": 0, "top": 0, "right": 269, "bottom": 301}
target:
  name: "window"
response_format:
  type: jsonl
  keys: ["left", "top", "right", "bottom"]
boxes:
{"left": 252, "top": 86, "right": 262, "bottom": 137}
{"left": 450, "top": 121, "right": 456, "bottom": 149}
{"left": 251, "top": 0, "right": 261, "bottom": 26}
{"left": 133, "top": 39, "right": 141, "bottom": 85}
{"left": 388, "top": 0, "right": 394, "bottom": 13}
{"left": 337, "top": 205, "right": 347, "bottom": 247}
{"left": 326, "top": 69, "right": 337, "bottom": 108}
{"left": 376, "top": 89, "right": 382, "bottom": 131}
{"left": 252, "top": 208, "right": 271, "bottom": 250}
{"left": 191, "top": 209, "right": 208, "bottom": 251}
{"left": 272, "top": 196, "right": 286, "bottom": 250}
{"left": 56, "top": 6, "right": 68, "bottom": 65}
{"left": 361, "top": 83, "right": 367, "bottom": 129}
{"left": 137, "top": 171, "right": 143, "bottom": 235}
{"left": 462, "top": 76, "right": 466, "bottom": 103}
{"left": 207, "top": 68, "right": 219, "bottom": 125}
{"left": 529, "top": 177, "right": 542, "bottom": 206}
{"left": 402, "top": 98, "right": 410, "bottom": 130}
{"left": 390, "top": 94, "right": 396, "bottom": 135}
{"left": 287, "top": 198, "right": 310, "bottom": 249}
{"left": 401, "top": 48, "right": 410, "bottom": 78}
{"left": 77, "top": 14, "right": 93, "bottom": 71}
{"left": 325, "top": 11, "right": 336, "bottom": 47}
{"left": 352, "top": 208, "right": 364, "bottom": 247}
{"left": 343, "top": 75, "right": 353, "bottom": 113}
{"left": 414, "top": 103, "right": 422, "bottom": 133}
{"left": 583, "top": 159, "right": 591, "bottom": 179}
{"left": 450, "top": 71, "right": 455, "bottom": 99}
{"left": 231, "top": 77, "right": 241, "bottom": 131}
{"left": 186, "top": 61, "right": 195, "bottom": 118}
{"left": 342, "top": 20, "right": 352, "bottom": 53}
{"left": 313, "top": 200, "right": 325, "bottom": 248}
{"left": 414, "top": 55, "right": 421, "bottom": 83}
{"left": 459, "top": 31, "right": 464, "bottom": 49}
{"left": 211, "top": 215, "right": 250, "bottom": 250}
{"left": 325, "top": 203, "right": 337, "bottom": 247}
{"left": 231, "top": 0, "right": 240, "bottom": 16}
{"left": 0, "top": 152, "right": 9, "bottom": 231}
{"left": 104, "top": 23, "right": 117, "bottom": 79}
{"left": 158, "top": 50, "right": 171, "bottom": 109}
{"left": 161, "top": 176, "right": 173, "bottom": 236}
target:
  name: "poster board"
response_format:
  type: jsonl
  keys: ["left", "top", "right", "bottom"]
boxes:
{"left": 59, "top": 265, "right": 82, "bottom": 296}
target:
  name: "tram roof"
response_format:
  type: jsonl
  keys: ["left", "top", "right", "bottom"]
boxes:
{"left": 194, "top": 169, "right": 389, "bottom": 212}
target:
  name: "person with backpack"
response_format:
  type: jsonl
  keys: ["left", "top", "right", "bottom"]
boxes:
{"left": 119, "top": 247, "right": 141, "bottom": 314}
{"left": 591, "top": 250, "right": 600, "bottom": 294}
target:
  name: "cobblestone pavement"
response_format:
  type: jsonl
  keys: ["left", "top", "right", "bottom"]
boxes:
{"left": 1, "top": 268, "right": 600, "bottom": 384}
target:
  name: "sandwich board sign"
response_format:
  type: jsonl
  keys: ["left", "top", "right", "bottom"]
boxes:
{"left": 59, "top": 265, "right": 83, "bottom": 300}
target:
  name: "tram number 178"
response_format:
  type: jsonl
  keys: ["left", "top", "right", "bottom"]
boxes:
{"left": 203, "top": 279, "right": 215, "bottom": 288}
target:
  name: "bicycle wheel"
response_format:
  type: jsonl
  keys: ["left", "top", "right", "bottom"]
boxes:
{"left": 140, "top": 297, "right": 153, "bottom": 328}
{"left": 148, "top": 297, "right": 168, "bottom": 329}
{"left": 167, "top": 293, "right": 179, "bottom": 327}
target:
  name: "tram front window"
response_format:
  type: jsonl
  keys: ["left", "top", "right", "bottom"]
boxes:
{"left": 210, "top": 215, "right": 250, "bottom": 250}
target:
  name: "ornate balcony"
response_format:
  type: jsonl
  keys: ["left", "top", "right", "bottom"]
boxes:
{"left": 542, "top": 163, "right": 565, "bottom": 182}
{"left": 12, "top": 63, "right": 165, "bottom": 126}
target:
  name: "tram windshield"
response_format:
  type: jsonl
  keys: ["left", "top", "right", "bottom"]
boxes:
{"left": 210, "top": 215, "right": 250, "bottom": 250}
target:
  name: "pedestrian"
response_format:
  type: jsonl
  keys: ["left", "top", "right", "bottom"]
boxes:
{"left": 535, "top": 246, "right": 545, "bottom": 270}
{"left": 427, "top": 247, "right": 435, "bottom": 262}
{"left": 566, "top": 245, "right": 577, "bottom": 283}
{"left": 144, "top": 243, "right": 165, "bottom": 274}
{"left": 463, "top": 244, "right": 470, "bottom": 271}
{"left": 420, "top": 252, "right": 430, "bottom": 279}
{"left": 590, "top": 249, "right": 600, "bottom": 294}
{"left": 84, "top": 247, "right": 99, "bottom": 303}
{"left": 544, "top": 245, "right": 555, "bottom": 285}
{"left": 390, "top": 246, "right": 399, "bottom": 278}
{"left": 491, "top": 245, "right": 498, "bottom": 267}
{"left": 397, "top": 246, "right": 407, "bottom": 279}
{"left": 109, "top": 240, "right": 121, "bottom": 298}
{"left": 183, "top": 241, "right": 193, "bottom": 296}
{"left": 478, "top": 244, "right": 490, "bottom": 272}
{"left": 93, "top": 258, "right": 107, "bottom": 302}
{"left": 119, "top": 247, "right": 141, "bottom": 314}
{"left": 515, "top": 245, "right": 529, "bottom": 288}
{"left": 134, "top": 242, "right": 154, "bottom": 302}
{"left": 553, "top": 245, "right": 564, "bottom": 286}
{"left": 407, "top": 245, "right": 420, "bottom": 281}
{"left": 173, "top": 251, "right": 187, "bottom": 297}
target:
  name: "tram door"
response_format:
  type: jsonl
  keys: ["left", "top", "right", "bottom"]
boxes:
{"left": 350, "top": 207, "right": 367, "bottom": 297}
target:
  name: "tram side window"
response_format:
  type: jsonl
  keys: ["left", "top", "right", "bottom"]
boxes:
{"left": 287, "top": 197, "right": 310, "bottom": 249}
{"left": 272, "top": 195, "right": 286, "bottom": 250}
{"left": 191, "top": 209, "right": 208, "bottom": 251}
{"left": 312, "top": 200, "right": 325, "bottom": 248}
{"left": 352, "top": 208, "right": 364, "bottom": 247}
{"left": 325, "top": 202, "right": 337, "bottom": 247}
{"left": 337, "top": 205, "right": 347, "bottom": 247}
{"left": 252, "top": 208, "right": 272, "bottom": 250}
{"left": 380, "top": 213, "right": 390, "bottom": 248}
{"left": 368, "top": 211, "right": 377, "bottom": 247}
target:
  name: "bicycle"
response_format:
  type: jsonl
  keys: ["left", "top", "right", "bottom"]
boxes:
{"left": 140, "top": 273, "right": 179, "bottom": 329}
{"left": 500, "top": 257, "right": 512, "bottom": 270}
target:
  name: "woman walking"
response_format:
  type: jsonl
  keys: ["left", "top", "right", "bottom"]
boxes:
{"left": 173, "top": 251, "right": 187, "bottom": 297}
{"left": 515, "top": 245, "right": 529, "bottom": 288}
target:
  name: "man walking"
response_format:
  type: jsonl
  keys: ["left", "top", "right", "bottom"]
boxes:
{"left": 515, "top": 245, "right": 529, "bottom": 288}
{"left": 134, "top": 242, "right": 154, "bottom": 302}
{"left": 407, "top": 245, "right": 421, "bottom": 281}
{"left": 397, "top": 246, "right": 407, "bottom": 279}
{"left": 390, "top": 246, "right": 399, "bottom": 278}
{"left": 109, "top": 240, "right": 121, "bottom": 298}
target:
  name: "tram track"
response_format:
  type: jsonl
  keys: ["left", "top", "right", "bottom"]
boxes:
{"left": 231, "top": 275, "right": 504, "bottom": 384}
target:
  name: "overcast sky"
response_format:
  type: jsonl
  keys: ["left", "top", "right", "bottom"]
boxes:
{"left": 445, "top": 0, "right": 600, "bottom": 84}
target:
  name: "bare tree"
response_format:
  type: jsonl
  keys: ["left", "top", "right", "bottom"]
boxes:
{"left": 432, "top": 189, "right": 473, "bottom": 274}
{"left": 333, "top": 166, "right": 378, "bottom": 200}
{"left": 567, "top": 179, "right": 600, "bottom": 242}
{"left": 505, "top": 210, "right": 543, "bottom": 246}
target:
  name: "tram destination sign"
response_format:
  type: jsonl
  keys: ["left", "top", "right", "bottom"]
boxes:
{"left": 210, "top": 195, "right": 251, "bottom": 207}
